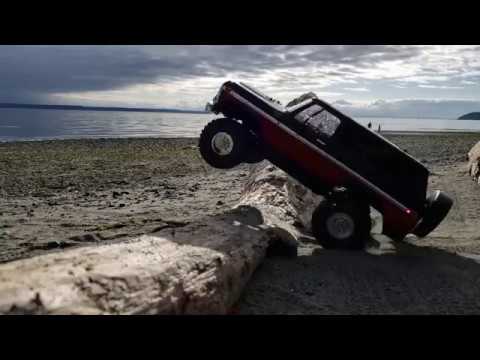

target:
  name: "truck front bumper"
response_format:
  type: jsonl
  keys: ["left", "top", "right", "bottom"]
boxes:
{"left": 412, "top": 190, "right": 453, "bottom": 237}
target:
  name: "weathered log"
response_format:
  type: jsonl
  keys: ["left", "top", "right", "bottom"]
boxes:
{"left": 0, "top": 161, "right": 314, "bottom": 315}
{"left": 468, "top": 141, "right": 480, "bottom": 184}
{"left": 239, "top": 161, "right": 322, "bottom": 235}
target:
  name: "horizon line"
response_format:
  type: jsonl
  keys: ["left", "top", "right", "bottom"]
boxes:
{"left": 0, "top": 102, "right": 469, "bottom": 120}
{"left": 0, "top": 102, "right": 207, "bottom": 114}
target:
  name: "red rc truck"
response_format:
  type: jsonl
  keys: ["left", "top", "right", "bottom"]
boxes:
{"left": 199, "top": 81, "right": 453, "bottom": 250}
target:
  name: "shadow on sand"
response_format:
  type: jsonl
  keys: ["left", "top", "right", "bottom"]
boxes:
{"left": 235, "top": 222, "right": 480, "bottom": 315}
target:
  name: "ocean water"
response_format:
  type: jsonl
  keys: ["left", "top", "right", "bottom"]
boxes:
{"left": 1, "top": 108, "right": 480, "bottom": 142}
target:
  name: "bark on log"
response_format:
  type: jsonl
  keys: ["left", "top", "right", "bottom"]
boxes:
{"left": 468, "top": 141, "right": 480, "bottom": 184}
{"left": 0, "top": 161, "right": 318, "bottom": 315}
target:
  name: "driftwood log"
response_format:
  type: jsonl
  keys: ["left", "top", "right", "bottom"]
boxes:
{"left": 468, "top": 141, "right": 480, "bottom": 184}
{"left": 0, "top": 162, "right": 322, "bottom": 315}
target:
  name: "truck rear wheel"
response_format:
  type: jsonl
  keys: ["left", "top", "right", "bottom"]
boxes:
{"left": 199, "top": 118, "right": 248, "bottom": 169}
{"left": 311, "top": 193, "right": 371, "bottom": 250}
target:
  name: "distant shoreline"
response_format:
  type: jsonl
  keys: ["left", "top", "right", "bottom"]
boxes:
{"left": 380, "top": 130, "right": 480, "bottom": 136}
{"left": 1, "top": 104, "right": 475, "bottom": 120}
{"left": 1, "top": 129, "right": 480, "bottom": 144}
{"left": 458, "top": 112, "right": 480, "bottom": 120}
{"left": 0, "top": 103, "right": 207, "bottom": 114}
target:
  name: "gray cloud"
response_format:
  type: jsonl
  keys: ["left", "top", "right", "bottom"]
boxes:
{"left": 0, "top": 45, "right": 479, "bottom": 118}
{"left": 0, "top": 46, "right": 214, "bottom": 100}
{"left": 0, "top": 45, "right": 423, "bottom": 102}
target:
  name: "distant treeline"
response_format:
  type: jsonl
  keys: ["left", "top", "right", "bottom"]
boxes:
{"left": 458, "top": 112, "right": 480, "bottom": 120}
{"left": 0, "top": 103, "right": 207, "bottom": 114}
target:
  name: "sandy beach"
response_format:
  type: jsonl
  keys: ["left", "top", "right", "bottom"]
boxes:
{"left": 0, "top": 137, "right": 252, "bottom": 262}
{"left": 1, "top": 133, "right": 480, "bottom": 313}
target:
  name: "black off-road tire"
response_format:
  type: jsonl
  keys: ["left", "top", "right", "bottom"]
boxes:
{"left": 413, "top": 190, "right": 453, "bottom": 238}
{"left": 199, "top": 118, "right": 249, "bottom": 169}
{"left": 311, "top": 196, "right": 371, "bottom": 250}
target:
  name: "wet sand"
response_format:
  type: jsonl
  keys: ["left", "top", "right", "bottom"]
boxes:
{"left": 1, "top": 133, "right": 480, "bottom": 314}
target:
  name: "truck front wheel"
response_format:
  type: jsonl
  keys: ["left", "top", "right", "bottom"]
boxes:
{"left": 199, "top": 118, "right": 249, "bottom": 169}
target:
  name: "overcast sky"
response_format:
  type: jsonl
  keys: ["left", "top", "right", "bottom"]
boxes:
{"left": 1, "top": 45, "right": 480, "bottom": 118}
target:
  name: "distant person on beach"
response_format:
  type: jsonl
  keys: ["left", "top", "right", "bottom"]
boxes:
{"left": 377, "top": 124, "right": 381, "bottom": 133}
{"left": 367, "top": 122, "right": 372, "bottom": 129}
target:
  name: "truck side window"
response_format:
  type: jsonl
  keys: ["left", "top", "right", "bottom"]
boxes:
{"left": 294, "top": 105, "right": 323, "bottom": 123}
{"left": 307, "top": 110, "right": 341, "bottom": 138}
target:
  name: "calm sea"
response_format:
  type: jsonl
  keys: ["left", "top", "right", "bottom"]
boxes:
{"left": 1, "top": 108, "right": 480, "bottom": 142}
